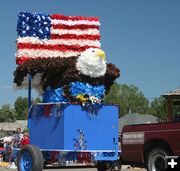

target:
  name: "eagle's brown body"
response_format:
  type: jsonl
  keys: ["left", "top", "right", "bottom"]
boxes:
{"left": 14, "top": 56, "right": 120, "bottom": 100}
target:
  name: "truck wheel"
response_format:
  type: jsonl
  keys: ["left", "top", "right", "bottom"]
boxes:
{"left": 17, "top": 144, "right": 44, "bottom": 171}
{"left": 146, "top": 148, "right": 169, "bottom": 171}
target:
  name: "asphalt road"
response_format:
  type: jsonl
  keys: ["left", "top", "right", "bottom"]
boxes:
{"left": 0, "top": 166, "right": 147, "bottom": 171}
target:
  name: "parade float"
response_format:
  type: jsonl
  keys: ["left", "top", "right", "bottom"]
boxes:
{"left": 13, "top": 12, "right": 120, "bottom": 171}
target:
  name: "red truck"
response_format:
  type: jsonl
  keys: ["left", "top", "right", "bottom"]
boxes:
{"left": 120, "top": 122, "right": 180, "bottom": 171}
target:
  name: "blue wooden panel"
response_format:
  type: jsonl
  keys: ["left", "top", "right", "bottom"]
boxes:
{"left": 63, "top": 105, "right": 118, "bottom": 150}
{"left": 29, "top": 104, "right": 119, "bottom": 151}
{"left": 29, "top": 115, "right": 64, "bottom": 149}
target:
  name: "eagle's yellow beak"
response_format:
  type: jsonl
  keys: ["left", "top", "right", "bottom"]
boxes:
{"left": 95, "top": 49, "right": 106, "bottom": 61}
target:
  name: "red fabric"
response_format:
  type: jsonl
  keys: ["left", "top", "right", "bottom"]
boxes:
{"left": 77, "top": 152, "right": 91, "bottom": 163}
{"left": 52, "top": 24, "right": 99, "bottom": 30}
{"left": 16, "top": 56, "right": 32, "bottom": 65}
{"left": 44, "top": 104, "right": 53, "bottom": 117}
{"left": 17, "top": 43, "right": 98, "bottom": 52}
{"left": 50, "top": 14, "right": 99, "bottom": 21}
{"left": 47, "top": 151, "right": 59, "bottom": 164}
{"left": 51, "top": 34, "right": 100, "bottom": 40}
{"left": 21, "top": 137, "right": 30, "bottom": 147}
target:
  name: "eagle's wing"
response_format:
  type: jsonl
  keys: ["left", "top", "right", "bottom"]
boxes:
{"left": 13, "top": 57, "right": 74, "bottom": 91}
{"left": 104, "top": 63, "right": 120, "bottom": 93}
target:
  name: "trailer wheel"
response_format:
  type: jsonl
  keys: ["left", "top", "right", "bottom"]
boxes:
{"left": 97, "top": 161, "right": 114, "bottom": 171}
{"left": 146, "top": 148, "right": 169, "bottom": 171}
{"left": 17, "top": 144, "right": 44, "bottom": 171}
{"left": 112, "top": 159, "right": 121, "bottom": 171}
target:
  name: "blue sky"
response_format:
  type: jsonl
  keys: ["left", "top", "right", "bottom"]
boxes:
{"left": 0, "top": 0, "right": 180, "bottom": 107}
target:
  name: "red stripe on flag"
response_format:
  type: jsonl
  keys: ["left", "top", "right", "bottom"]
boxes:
{"left": 16, "top": 55, "right": 84, "bottom": 65}
{"left": 17, "top": 43, "right": 99, "bottom": 52}
{"left": 51, "top": 34, "right": 100, "bottom": 40}
{"left": 50, "top": 14, "right": 99, "bottom": 22}
{"left": 51, "top": 24, "right": 99, "bottom": 30}
{"left": 16, "top": 56, "right": 33, "bottom": 65}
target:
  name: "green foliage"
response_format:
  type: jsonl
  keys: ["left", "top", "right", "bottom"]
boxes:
{"left": 14, "top": 97, "right": 28, "bottom": 120}
{"left": 148, "top": 97, "right": 166, "bottom": 120}
{"left": 14, "top": 96, "right": 42, "bottom": 120}
{"left": 33, "top": 97, "right": 42, "bottom": 103}
{"left": 22, "top": 128, "right": 29, "bottom": 134}
{"left": 0, "top": 104, "right": 16, "bottom": 122}
{"left": 105, "top": 83, "right": 149, "bottom": 116}
{"left": 173, "top": 104, "right": 180, "bottom": 116}
{"left": 0, "top": 85, "right": 169, "bottom": 121}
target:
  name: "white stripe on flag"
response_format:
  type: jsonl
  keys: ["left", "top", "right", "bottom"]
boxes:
{"left": 51, "top": 28, "right": 100, "bottom": 36}
{"left": 17, "top": 37, "right": 101, "bottom": 47}
{"left": 17, "top": 49, "right": 80, "bottom": 58}
{"left": 51, "top": 19, "right": 100, "bottom": 26}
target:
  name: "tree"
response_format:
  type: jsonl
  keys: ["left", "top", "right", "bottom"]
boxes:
{"left": 148, "top": 97, "right": 166, "bottom": 120}
{"left": 105, "top": 83, "right": 149, "bottom": 116}
{"left": 0, "top": 104, "right": 16, "bottom": 122}
{"left": 32, "top": 97, "right": 42, "bottom": 104}
{"left": 14, "top": 96, "right": 42, "bottom": 120}
{"left": 14, "top": 97, "right": 28, "bottom": 120}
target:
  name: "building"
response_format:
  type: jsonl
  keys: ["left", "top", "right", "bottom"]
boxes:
{"left": 119, "top": 113, "right": 159, "bottom": 132}
{"left": 0, "top": 120, "right": 27, "bottom": 138}
{"left": 162, "top": 88, "right": 180, "bottom": 122}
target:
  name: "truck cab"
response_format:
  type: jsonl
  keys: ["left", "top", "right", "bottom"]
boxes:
{"left": 121, "top": 122, "right": 180, "bottom": 171}
{"left": 120, "top": 89, "right": 180, "bottom": 171}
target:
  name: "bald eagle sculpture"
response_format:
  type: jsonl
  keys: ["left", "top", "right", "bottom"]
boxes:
{"left": 13, "top": 48, "right": 120, "bottom": 103}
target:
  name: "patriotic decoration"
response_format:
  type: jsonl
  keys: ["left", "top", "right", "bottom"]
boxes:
{"left": 16, "top": 12, "right": 101, "bottom": 65}
{"left": 14, "top": 12, "right": 120, "bottom": 106}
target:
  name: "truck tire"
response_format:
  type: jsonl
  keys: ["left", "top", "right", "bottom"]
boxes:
{"left": 146, "top": 148, "right": 169, "bottom": 171}
{"left": 17, "top": 144, "right": 44, "bottom": 171}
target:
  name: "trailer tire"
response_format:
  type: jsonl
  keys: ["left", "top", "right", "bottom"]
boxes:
{"left": 17, "top": 144, "right": 44, "bottom": 171}
{"left": 146, "top": 148, "right": 169, "bottom": 171}
{"left": 97, "top": 161, "right": 114, "bottom": 171}
{"left": 112, "top": 159, "right": 121, "bottom": 171}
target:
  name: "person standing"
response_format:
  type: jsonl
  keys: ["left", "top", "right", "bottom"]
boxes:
{"left": 12, "top": 128, "right": 23, "bottom": 149}
{"left": 20, "top": 132, "right": 30, "bottom": 147}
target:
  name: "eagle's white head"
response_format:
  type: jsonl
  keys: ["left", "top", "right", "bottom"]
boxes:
{"left": 76, "top": 48, "right": 107, "bottom": 78}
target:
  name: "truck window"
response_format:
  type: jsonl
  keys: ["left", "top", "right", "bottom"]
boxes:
{"left": 173, "top": 100, "right": 180, "bottom": 121}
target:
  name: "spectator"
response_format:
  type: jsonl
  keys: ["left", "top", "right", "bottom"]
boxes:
{"left": 3, "top": 136, "right": 13, "bottom": 162}
{"left": 21, "top": 132, "right": 30, "bottom": 147}
{"left": 4, "top": 131, "right": 22, "bottom": 169}
{"left": 12, "top": 128, "right": 23, "bottom": 148}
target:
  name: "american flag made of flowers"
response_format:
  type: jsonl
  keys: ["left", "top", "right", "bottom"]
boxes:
{"left": 16, "top": 12, "right": 101, "bottom": 65}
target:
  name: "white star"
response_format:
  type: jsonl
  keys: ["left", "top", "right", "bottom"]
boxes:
{"left": 26, "top": 26, "right": 30, "bottom": 30}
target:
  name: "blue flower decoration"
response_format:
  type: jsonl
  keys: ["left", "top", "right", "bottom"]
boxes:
{"left": 70, "top": 82, "right": 105, "bottom": 99}
{"left": 43, "top": 87, "right": 68, "bottom": 103}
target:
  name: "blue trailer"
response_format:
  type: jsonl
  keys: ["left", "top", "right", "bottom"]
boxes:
{"left": 16, "top": 76, "right": 121, "bottom": 171}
